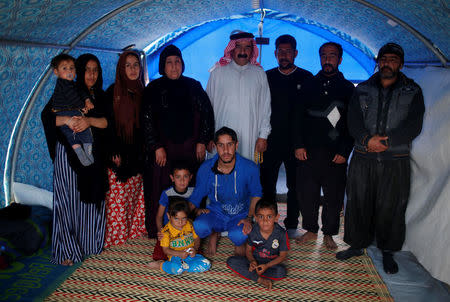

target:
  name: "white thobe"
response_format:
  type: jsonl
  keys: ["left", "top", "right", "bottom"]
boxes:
{"left": 206, "top": 60, "right": 271, "bottom": 160}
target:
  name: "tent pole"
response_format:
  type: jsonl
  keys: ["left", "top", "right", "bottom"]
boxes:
{"left": 0, "top": 38, "right": 124, "bottom": 54}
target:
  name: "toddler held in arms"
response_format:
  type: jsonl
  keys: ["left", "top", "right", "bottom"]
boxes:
{"left": 50, "top": 53, "right": 95, "bottom": 166}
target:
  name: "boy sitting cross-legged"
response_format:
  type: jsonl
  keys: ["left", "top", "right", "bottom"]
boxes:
{"left": 227, "top": 198, "right": 289, "bottom": 289}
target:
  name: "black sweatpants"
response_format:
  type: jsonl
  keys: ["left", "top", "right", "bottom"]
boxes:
{"left": 227, "top": 256, "right": 287, "bottom": 282}
{"left": 344, "top": 154, "right": 410, "bottom": 251}
{"left": 296, "top": 148, "right": 347, "bottom": 235}
{"left": 260, "top": 147, "right": 299, "bottom": 229}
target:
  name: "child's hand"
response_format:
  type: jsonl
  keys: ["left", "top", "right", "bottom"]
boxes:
{"left": 185, "top": 247, "right": 196, "bottom": 257}
{"left": 179, "top": 250, "right": 189, "bottom": 259}
{"left": 249, "top": 260, "right": 258, "bottom": 272}
{"left": 255, "top": 263, "right": 268, "bottom": 276}
{"left": 85, "top": 99, "right": 94, "bottom": 111}
{"left": 157, "top": 230, "right": 163, "bottom": 241}
{"left": 112, "top": 155, "right": 121, "bottom": 167}
{"left": 196, "top": 208, "right": 210, "bottom": 216}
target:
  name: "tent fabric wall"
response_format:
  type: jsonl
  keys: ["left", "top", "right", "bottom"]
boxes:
{"left": 0, "top": 45, "right": 59, "bottom": 206}
{"left": 402, "top": 67, "right": 450, "bottom": 284}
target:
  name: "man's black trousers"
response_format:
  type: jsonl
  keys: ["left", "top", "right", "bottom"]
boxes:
{"left": 296, "top": 148, "right": 347, "bottom": 236}
{"left": 344, "top": 154, "right": 410, "bottom": 251}
{"left": 260, "top": 147, "right": 299, "bottom": 229}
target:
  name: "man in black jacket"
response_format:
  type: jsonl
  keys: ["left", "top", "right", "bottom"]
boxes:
{"left": 261, "top": 35, "right": 313, "bottom": 234}
{"left": 294, "top": 42, "right": 354, "bottom": 249}
{"left": 336, "top": 43, "right": 425, "bottom": 274}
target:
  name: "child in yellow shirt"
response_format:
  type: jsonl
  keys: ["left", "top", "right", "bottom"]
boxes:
{"left": 149, "top": 197, "right": 211, "bottom": 275}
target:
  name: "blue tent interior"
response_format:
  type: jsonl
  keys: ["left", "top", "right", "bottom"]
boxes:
{"left": 1, "top": 0, "right": 449, "bottom": 289}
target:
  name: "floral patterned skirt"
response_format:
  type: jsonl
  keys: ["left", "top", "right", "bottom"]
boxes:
{"left": 104, "top": 168, "right": 146, "bottom": 248}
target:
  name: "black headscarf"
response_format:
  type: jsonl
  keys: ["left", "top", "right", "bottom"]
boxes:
{"left": 75, "top": 53, "right": 103, "bottom": 95}
{"left": 158, "top": 45, "right": 185, "bottom": 76}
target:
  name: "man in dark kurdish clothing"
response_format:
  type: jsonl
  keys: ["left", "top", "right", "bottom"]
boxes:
{"left": 336, "top": 43, "right": 425, "bottom": 274}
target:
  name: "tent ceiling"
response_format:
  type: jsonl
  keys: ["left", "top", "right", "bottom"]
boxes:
{"left": 1, "top": 0, "right": 448, "bottom": 64}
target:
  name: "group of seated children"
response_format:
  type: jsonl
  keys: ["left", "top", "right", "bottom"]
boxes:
{"left": 148, "top": 162, "right": 289, "bottom": 289}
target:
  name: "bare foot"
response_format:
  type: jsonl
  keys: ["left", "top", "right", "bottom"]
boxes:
{"left": 257, "top": 277, "right": 273, "bottom": 289}
{"left": 148, "top": 260, "right": 163, "bottom": 270}
{"left": 234, "top": 244, "right": 246, "bottom": 256}
{"left": 61, "top": 259, "right": 74, "bottom": 266}
{"left": 206, "top": 232, "right": 219, "bottom": 257}
{"left": 323, "top": 235, "right": 338, "bottom": 250}
{"left": 295, "top": 231, "right": 318, "bottom": 244}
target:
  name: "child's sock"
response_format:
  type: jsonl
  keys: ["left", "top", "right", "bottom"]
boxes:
{"left": 73, "top": 146, "right": 92, "bottom": 166}
{"left": 83, "top": 143, "right": 94, "bottom": 164}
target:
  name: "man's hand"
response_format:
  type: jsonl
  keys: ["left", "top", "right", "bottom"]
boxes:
{"left": 332, "top": 154, "right": 346, "bottom": 164}
{"left": 295, "top": 148, "right": 307, "bottom": 161}
{"left": 155, "top": 147, "right": 167, "bottom": 167}
{"left": 237, "top": 218, "right": 253, "bottom": 235}
{"left": 196, "top": 143, "right": 206, "bottom": 162}
{"left": 255, "top": 138, "right": 267, "bottom": 153}
{"left": 367, "top": 135, "right": 388, "bottom": 153}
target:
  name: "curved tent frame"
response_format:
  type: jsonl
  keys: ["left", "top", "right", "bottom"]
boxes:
{"left": 2, "top": 0, "right": 448, "bottom": 204}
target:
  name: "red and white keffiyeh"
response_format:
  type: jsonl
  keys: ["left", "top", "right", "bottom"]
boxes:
{"left": 218, "top": 37, "right": 260, "bottom": 67}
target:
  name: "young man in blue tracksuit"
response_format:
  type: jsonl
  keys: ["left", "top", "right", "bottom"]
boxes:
{"left": 189, "top": 127, "right": 262, "bottom": 256}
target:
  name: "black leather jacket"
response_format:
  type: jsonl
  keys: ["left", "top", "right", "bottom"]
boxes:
{"left": 348, "top": 72, "right": 425, "bottom": 160}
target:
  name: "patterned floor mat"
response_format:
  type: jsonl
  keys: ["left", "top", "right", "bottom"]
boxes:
{"left": 46, "top": 204, "right": 393, "bottom": 302}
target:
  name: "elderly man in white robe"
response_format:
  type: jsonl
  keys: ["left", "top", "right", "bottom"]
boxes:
{"left": 206, "top": 31, "right": 271, "bottom": 162}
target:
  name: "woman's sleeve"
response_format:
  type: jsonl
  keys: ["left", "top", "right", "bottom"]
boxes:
{"left": 142, "top": 84, "right": 163, "bottom": 151}
{"left": 193, "top": 81, "right": 215, "bottom": 144}
{"left": 104, "top": 84, "right": 120, "bottom": 157}
{"left": 41, "top": 99, "right": 57, "bottom": 161}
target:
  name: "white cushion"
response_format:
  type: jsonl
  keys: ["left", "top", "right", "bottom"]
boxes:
{"left": 13, "top": 182, "right": 53, "bottom": 210}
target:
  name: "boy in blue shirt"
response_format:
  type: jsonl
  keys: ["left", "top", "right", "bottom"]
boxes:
{"left": 153, "top": 161, "right": 196, "bottom": 260}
